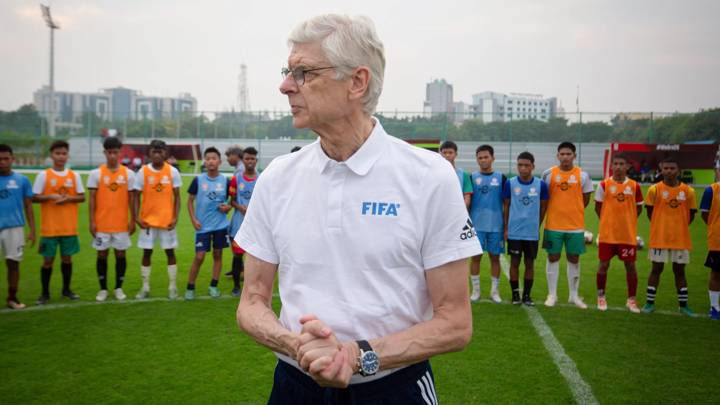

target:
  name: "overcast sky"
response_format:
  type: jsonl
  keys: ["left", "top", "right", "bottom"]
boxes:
{"left": 1, "top": 0, "right": 719, "bottom": 116}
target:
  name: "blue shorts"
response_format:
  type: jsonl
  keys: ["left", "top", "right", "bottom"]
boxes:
{"left": 268, "top": 360, "right": 438, "bottom": 405}
{"left": 477, "top": 231, "right": 504, "bottom": 255}
{"left": 195, "top": 229, "right": 229, "bottom": 252}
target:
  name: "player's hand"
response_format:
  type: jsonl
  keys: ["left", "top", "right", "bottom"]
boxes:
{"left": 54, "top": 195, "right": 68, "bottom": 205}
{"left": 168, "top": 220, "right": 178, "bottom": 231}
{"left": 137, "top": 220, "right": 150, "bottom": 230}
{"left": 191, "top": 219, "right": 201, "bottom": 231}
{"left": 128, "top": 221, "right": 136, "bottom": 236}
{"left": 89, "top": 222, "right": 97, "bottom": 238}
{"left": 218, "top": 203, "right": 232, "bottom": 213}
{"left": 239, "top": 205, "right": 248, "bottom": 215}
{"left": 26, "top": 229, "right": 36, "bottom": 248}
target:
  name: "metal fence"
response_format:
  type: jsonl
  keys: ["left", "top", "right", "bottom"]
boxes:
{"left": 2, "top": 109, "right": 718, "bottom": 177}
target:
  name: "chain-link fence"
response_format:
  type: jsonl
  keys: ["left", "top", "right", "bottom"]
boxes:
{"left": 1, "top": 108, "right": 718, "bottom": 178}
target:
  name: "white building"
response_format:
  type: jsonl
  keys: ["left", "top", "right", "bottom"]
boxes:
{"left": 471, "top": 92, "right": 558, "bottom": 123}
{"left": 33, "top": 86, "right": 197, "bottom": 130}
{"left": 423, "top": 79, "right": 454, "bottom": 117}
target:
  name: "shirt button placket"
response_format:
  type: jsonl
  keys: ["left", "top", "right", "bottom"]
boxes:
{"left": 327, "top": 163, "right": 348, "bottom": 230}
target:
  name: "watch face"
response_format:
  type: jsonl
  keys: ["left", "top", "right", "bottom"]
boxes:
{"left": 361, "top": 351, "right": 380, "bottom": 375}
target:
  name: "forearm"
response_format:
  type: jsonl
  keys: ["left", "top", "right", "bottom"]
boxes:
{"left": 67, "top": 194, "right": 85, "bottom": 203}
{"left": 369, "top": 307, "right": 471, "bottom": 371}
{"left": 23, "top": 201, "right": 35, "bottom": 232}
{"left": 237, "top": 298, "right": 300, "bottom": 358}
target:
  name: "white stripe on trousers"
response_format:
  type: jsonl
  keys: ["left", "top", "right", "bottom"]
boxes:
{"left": 417, "top": 371, "right": 438, "bottom": 405}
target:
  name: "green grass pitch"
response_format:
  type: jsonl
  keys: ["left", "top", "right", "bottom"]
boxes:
{"left": 0, "top": 174, "right": 717, "bottom": 404}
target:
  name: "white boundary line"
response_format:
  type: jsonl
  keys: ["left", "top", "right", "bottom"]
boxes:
{"left": 473, "top": 297, "right": 693, "bottom": 318}
{"left": 524, "top": 306, "right": 599, "bottom": 405}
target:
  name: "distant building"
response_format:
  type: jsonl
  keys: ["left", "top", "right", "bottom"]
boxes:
{"left": 470, "top": 91, "right": 558, "bottom": 123}
{"left": 423, "top": 79, "right": 454, "bottom": 117}
{"left": 33, "top": 86, "right": 197, "bottom": 131}
{"left": 453, "top": 101, "right": 469, "bottom": 124}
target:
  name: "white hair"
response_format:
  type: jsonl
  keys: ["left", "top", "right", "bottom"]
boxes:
{"left": 288, "top": 14, "right": 386, "bottom": 115}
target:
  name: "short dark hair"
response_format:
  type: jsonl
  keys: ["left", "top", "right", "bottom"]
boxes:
{"left": 243, "top": 147, "right": 258, "bottom": 157}
{"left": 0, "top": 144, "right": 13, "bottom": 155}
{"left": 439, "top": 141, "right": 457, "bottom": 152}
{"left": 476, "top": 144, "right": 494, "bottom": 156}
{"left": 49, "top": 140, "right": 69, "bottom": 152}
{"left": 557, "top": 141, "right": 576, "bottom": 153}
{"left": 225, "top": 145, "right": 243, "bottom": 157}
{"left": 149, "top": 139, "right": 167, "bottom": 150}
{"left": 290, "top": 146, "right": 302, "bottom": 153}
{"left": 517, "top": 151, "right": 535, "bottom": 164}
{"left": 611, "top": 153, "right": 629, "bottom": 163}
{"left": 204, "top": 147, "right": 221, "bottom": 158}
{"left": 103, "top": 136, "right": 122, "bottom": 150}
{"left": 660, "top": 156, "right": 679, "bottom": 166}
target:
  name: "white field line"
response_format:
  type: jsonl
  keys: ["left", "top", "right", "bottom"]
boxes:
{"left": 0, "top": 293, "right": 280, "bottom": 315}
{"left": 473, "top": 297, "right": 688, "bottom": 318}
{"left": 525, "top": 306, "right": 599, "bottom": 405}
{"left": 499, "top": 254, "right": 510, "bottom": 280}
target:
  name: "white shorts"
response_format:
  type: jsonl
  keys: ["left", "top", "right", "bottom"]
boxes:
{"left": 92, "top": 232, "right": 131, "bottom": 251}
{"left": 0, "top": 227, "right": 25, "bottom": 261}
{"left": 137, "top": 227, "right": 178, "bottom": 250}
{"left": 648, "top": 248, "right": 690, "bottom": 264}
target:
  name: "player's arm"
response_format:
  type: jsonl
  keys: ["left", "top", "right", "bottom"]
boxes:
{"left": 187, "top": 193, "right": 201, "bottom": 231}
{"left": 539, "top": 199, "right": 548, "bottom": 225}
{"left": 689, "top": 209, "right": 697, "bottom": 224}
{"left": 88, "top": 188, "right": 98, "bottom": 238}
{"left": 583, "top": 192, "right": 591, "bottom": 208}
{"left": 169, "top": 187, "right": 180, "bottom": 230}
{"left": 63, "top": 193, "right": 85, "bottom": 203}
{"left": 128, "top": 190, "right": 136, "bottom": 235}
{"left": 700, "top": 186, "right": 713, "bottom": 224}
{"left": 236, "top": 253, "right": 300, "bottom": 358}
{"left": 581, "top": 172, "right": 592, "bottom": 207}
{"left": 23, "top": 196, "right": 35, "bottom": 247}
{"left": 702, "top": 211, "right": 710, "bottom": 223}
{"left": 635, "top": 184, "right": 643, "bottom": 217}
{"left": 645, "top": 186, "right": 655, "bottom": 221}
{"left": 463, "top": 194, "right": 471, "bottom": 211}
{"left": 503, "top": 199, "right": 510, "bottom": 241}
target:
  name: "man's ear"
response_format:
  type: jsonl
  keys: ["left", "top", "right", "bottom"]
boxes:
{"left": 347, "top": 66, "right": 371, "bottom": 102}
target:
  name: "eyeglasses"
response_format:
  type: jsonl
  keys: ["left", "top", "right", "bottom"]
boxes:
{"left": 281, "top": 66, "right": 336, "bottom": 86}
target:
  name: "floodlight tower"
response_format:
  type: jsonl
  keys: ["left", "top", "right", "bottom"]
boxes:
{"left": 41, "top": 4, "right": 60, "bottom": 137}
{"left": 237, "top": 63, "right": 250, "bottom": 112}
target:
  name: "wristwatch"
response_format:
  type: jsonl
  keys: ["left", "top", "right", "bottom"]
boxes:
{"left": 356, "top": 340, "right": 380, "bottom": 376}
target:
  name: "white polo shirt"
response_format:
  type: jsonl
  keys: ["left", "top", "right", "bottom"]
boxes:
{"left": 235, "top": 118, "right": 482, "bottom": 377}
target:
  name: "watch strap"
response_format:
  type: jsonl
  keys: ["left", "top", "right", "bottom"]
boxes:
{"left": 356, "top": 340, "right": 373, "bottom": 353}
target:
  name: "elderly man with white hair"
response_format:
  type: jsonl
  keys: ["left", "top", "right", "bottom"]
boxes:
{"left": 235, "top": 14, "right": 482, "bottom": 404}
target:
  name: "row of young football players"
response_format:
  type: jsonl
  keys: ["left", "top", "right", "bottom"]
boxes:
{"left": 440, "top": 141, "right": 720, "bottom": 319}
{"left": 0, "top": 138, "right": 259, "bottom": 309}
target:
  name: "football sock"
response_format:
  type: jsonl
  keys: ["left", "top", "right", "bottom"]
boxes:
{"left": 210, "top": 279, "right": 219, "bottom": 287}
{"left": 187, "top": 283, "right": 195, "bottom": 291}
{"left": 231, "top": 256, "right": 241, "bottom": 288}
{"left": 626, "top": 271, "right": 638, "bottom": 298}
{"left": 141, "top": 266, "right": 151, "bottom": 291}
{"left": 523, "top": 278, "right": 534, "bottom": 298}
{"left": 510, "top": 280, "right": 519, "bottom": 293}
{"left": 567, "top": 262, "right": 580, "bottom": 299}
{"left": 491, "top": 276, "right": 500, "bottom": 293}
{"left": 597, "top": 272, "right": 607, "bottom": 297}
{"left": 167, "top": 264, "right": 177, "bottom": 289}
{"left": 471, "top": 275, "right": 480, "bottom": 294}
{"left": 61, "top": 262, "right": 72, "bottom": 292}
{"left": 97, "top": 258, "right": 108, "bottom": 290}
{"left": 677, "top": 287, "right": 688, "bottom": 308}
{"left": 116, "top": 257, "right": 127, "bottom": 289}
{"left": 546, "top": 259, "right": 559, "bottom": 297}
{"left": 8, "top": 286, "right": 17, "bottom": 302}
{"left": 646, "top": 286, "right": 657, "bottom": 304}
{"left": 41, "top": 266, "right": 51, "bottom": 296}
{"left": 709, "top": 290, "right": 720, "bottom": 310}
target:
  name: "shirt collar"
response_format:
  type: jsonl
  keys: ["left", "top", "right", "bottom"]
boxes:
{"left": 314, "top": 117, "right": 387, "bottom": 176}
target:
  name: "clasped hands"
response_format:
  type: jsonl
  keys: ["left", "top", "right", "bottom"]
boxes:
{"left": 294, "top": 314, "right": 359, "bottom": 388}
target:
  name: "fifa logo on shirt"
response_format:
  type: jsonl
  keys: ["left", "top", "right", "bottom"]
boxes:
{"left": 361, "top": 201, "right": 399, "bottom": 216}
